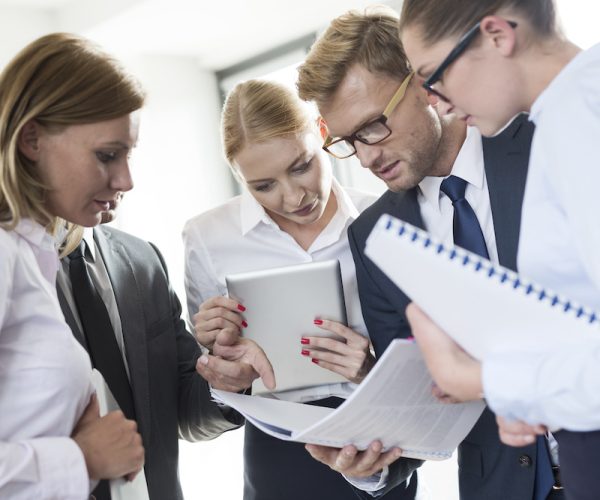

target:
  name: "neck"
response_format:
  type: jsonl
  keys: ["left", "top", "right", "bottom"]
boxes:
{"left": 430, "top": 116, "right": 468, "bottom": 178}
{"left": 519, "top": 38, "right": 582, "bottom": 111}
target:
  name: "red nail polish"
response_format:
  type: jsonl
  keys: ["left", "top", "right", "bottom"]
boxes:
{"left": 312, "top": 358, "right": 319, "bottom": 364}
{"left": 301, "top": 349, "right": 310, "bottom": 356}
{"left": 313, "top": 319, "right": 323, "bottom": 325}
{"left": 301, "top": 337, "right": 310, "bottom": 345}
{"left": 237, "top": 304, "right": 246, "bottom": 312}
{"left": 242, "top": 320, "right": 248, "bottom": 328}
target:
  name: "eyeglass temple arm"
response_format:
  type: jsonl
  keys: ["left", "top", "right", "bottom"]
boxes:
{"left": 383, "top": 72, "right": 414, "bottom": 117}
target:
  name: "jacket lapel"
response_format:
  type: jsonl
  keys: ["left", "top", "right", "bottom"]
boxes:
{"left": 482, "top": 115, "right": 532, "bottom": 271}
{"left": 94, "top": 227, "right": 152, "bottom": 443}
{"left": 391, "top": 188, "right": 426, "bottom": 230}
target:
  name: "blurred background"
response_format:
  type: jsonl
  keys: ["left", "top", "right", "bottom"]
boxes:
{"left": 0, "top": 0, "right": 597, "bottom": 497}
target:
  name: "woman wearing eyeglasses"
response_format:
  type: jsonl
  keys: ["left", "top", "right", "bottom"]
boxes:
{"left": 182, "top": 79, "right": 391, "bottom": 500}
{"left": 399, "top": 0, "right": 600, "bottom": 497}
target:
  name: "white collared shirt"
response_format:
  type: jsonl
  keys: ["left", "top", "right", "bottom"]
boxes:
{"left": 0, "top": 220, "right": 93, "bottom": 499}
{"left": 417, "top": 125, "right": 499, "bottom": 264}
{"left": 483, "top": 43, "right": 600, "bottom": 430}
{"left": 183, "top": 180, "right": 377, "bottom": 401}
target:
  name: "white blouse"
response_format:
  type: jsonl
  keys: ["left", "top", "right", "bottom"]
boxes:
{"left": 183, "top": 180, "right": 377, "bottom": 400}
{"left": 0, "top": 219, "right": 93, "bottom": 499}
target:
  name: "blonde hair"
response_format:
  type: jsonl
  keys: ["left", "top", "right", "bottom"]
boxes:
{"left": 399, "top": 0, "right": 560, "bottom": 45}
{"left": 0, "top": 32, "right": 145, "bottom": 252}
{"left": 221, "top": 79, "right": 315, "bottom": 167}
{"left": 297, "top": 5, "right": 411, "bottom": 108}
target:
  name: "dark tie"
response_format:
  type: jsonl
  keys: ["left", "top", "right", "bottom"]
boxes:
{"left": 441, "top": 176, "right": 554, "bottom": 497}
{"left": 440, "top": 175, "right": 489, "bottom": 259}
{"left": 533, "top": 435, "right": 555, "bottom": 500}
{"left": 68, "top": 241, "right": 136, "bottom": 421}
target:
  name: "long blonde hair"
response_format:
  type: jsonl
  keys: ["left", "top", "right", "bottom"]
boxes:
{"left": 0, "top": 32, "right": 145, "bottom": 251}
{"left": 221, "top": 79, "right": 316, "bottom": 168}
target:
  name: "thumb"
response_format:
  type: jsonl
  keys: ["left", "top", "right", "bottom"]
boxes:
{"left": 251, "top": 347, "right": 276, "bottom": 391}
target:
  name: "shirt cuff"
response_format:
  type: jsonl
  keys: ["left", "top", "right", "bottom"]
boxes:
{"left": 482, "top": 351, "right": 537, "bottom": 421}
{"left": 343, "top": 465, "right": 389, "bottom": 494}
{"left": 28, "top": 437, "right": 90, "bottom": 500}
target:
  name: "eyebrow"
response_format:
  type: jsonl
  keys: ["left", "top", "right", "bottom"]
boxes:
{"left": 98, "top": 141, "right": 132, "bottom": 149}
{"left": 246, "top": 152, "right": 307, "bottom": 184}
{"left": 332, "top": 112, "right": 381, "bottom": 139}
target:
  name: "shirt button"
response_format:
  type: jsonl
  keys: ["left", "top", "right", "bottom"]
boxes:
{"left": 519, "top": 455, "right": 532, "bottom": 467}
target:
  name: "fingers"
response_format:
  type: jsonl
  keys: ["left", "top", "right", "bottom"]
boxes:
{"left": 199, "top": 295, "right": 245, "bottom": 314}
{"left": 216, "top": 327, "right": 242, "bottom": 346}
{"left": 246, "top": 343, "right": 276, "bottom": 390}
{"left": 313, "top": 319, "right": 366, "bottom": 344}
{"left": 193, "top": 296, "right": 246, "bottom": 349}
{"left": 305, "top": 442, "right": 402, "bottom": 478}
{"left": 196, "top": 354, "right": 257, "bottom": 392}
{"left": 496, "top": 415, "right": 546, "bottom": 447}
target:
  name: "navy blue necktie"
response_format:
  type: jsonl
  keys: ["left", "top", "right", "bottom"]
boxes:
{"left": 442, "top": 176, "right": 554, "bottom": 498}
{"left": 440, "top": 175, "right": 489, "bottom": 259}
{"left": 533, "top": 435, "right": 554, "bottom": 500}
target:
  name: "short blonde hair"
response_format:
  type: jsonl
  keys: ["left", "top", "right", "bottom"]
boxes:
{"left": 221, "top": 79, "right": 315, "bottom": 166}
{"left": 297, "top": 6, "right": 411, "bottom": 108}
{"left": 0, "top": 32, "right": 145, "bottom": 243}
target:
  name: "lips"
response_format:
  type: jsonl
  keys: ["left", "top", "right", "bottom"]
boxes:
{"left": 375, "top": 160, "right": 401, "bottom": 181}
{"left": 292, "top": 199, "right": 317, "bottom": 216}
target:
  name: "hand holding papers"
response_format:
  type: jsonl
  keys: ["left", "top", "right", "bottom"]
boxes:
{"left": 213, "top": 339, "right": 484, "bottom": 460}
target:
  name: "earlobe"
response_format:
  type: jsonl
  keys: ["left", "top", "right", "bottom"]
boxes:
{"left": 317, "top": 117, "right": 329, "bottom": 141}
{"left": 18, "top": 120, "right": 41, "bottom": 161}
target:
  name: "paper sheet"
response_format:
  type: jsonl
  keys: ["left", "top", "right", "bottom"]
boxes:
{"left": 213, "top": 340, "right": 484, "bottom": 460}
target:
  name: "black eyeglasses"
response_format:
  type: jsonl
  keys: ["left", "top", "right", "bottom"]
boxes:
{"left": 423, "top": 20, "right": 517, "bottom": 103}
{"left": 323, "top": 72, "right": 413, "bottom": 159}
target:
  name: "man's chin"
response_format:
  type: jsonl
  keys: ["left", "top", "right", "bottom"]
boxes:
{"left": 100, "top": 210, "right": 116, "bottom": 225}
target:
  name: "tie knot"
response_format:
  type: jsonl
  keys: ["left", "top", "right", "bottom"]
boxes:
{"left": 440, "top": 175, "right": 467, "bottom": 203}
{"left": 69, "top": 240, "right": 88, "bottom": 261}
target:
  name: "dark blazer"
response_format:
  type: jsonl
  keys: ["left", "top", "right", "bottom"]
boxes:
{"left": 59, "top": 226, "right": 241, "bottom": 500}
{"left": 348, "top": 115, "right": 540, "bottom": 500}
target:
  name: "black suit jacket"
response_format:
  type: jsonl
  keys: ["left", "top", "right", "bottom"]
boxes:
{"left": 59, "top": 227, "right": 242, "bottom": 500}
{"left": 348, "top": 115, "right": 540, "bottom": 500}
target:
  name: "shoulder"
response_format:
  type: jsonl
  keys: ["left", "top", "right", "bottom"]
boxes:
{"left": 350, "top": 190, "right": 403, "bottom": 237}
{"left": 97, "top": 226, "right": 162, "bottom": 264}
{"left": 182, "top": 196, "right": 242, "bottom": 244}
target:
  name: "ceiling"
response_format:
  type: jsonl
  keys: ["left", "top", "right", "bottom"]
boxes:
{"left": 0, "top": 0, "right": 401, "bottom": 70}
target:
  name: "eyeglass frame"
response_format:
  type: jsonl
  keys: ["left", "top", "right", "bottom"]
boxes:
{"left": 422, "top": 20, "right": 517, "bottom": 103}
{"left": 322, "top": 71, "right": 414, "bottom": 159}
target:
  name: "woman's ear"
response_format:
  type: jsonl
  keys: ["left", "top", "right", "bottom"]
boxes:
{"left": 480, "top": 15, "right": 518, "bottom": 57}
{"left": 317, "top": 117, "right": 329, "bottom": 141}
{"left": 18, "top": 120, "right": 41, "bottom": 161}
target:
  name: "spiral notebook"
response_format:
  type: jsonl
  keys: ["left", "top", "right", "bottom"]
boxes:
{"left": 365, "top": 214, "right": 600, "bottom": 360}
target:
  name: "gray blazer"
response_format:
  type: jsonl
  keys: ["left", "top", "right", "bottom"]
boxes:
{"left": 59, "top": 226, "right": 242, "bottom": 500}
{"left": 348, "top": 115, "right": 542, "bottom": 500}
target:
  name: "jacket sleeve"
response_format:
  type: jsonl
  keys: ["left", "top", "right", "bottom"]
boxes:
{"left": 149, "top": 243, "right": 243, "bottom": 442}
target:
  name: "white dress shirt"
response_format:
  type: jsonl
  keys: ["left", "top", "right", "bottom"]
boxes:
{"left": 183, "top": 180, "right": 376, "bottom": 402}
{"left": 482, "top": 43, "right": 600, "bottom": 430}
{"left": 0, "top": 220, "right": 93, "bottom": 500}
{"left": 418, "top": 125, "right": 499, "bottom": 264}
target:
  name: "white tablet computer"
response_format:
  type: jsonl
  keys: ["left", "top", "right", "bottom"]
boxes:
{"left": 225, "top": 259, "right": 348, "bottom": 395}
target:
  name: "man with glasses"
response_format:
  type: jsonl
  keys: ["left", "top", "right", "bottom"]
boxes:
{"left": 296, "top": 6, "right": 560, "bottom": 500}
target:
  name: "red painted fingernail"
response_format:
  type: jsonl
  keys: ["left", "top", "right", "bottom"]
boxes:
{"left": 301, "top": 337, "right": 310, "bottom": 345}
{"left": 242, "top": 320, "right": 248, "bottom": 328}
{"left": 301, "top": 349, "right": 310, "bottom": 356}
{"left": 312, "top": 358, "right": 319, "bottom": 364}
{"left": 313, "top": 319, "right": 323, "bottom": 325}
{"left": 237, "top": 304, "right": 246, "bottom": 312}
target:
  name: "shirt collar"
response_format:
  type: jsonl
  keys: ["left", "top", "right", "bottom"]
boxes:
{"left": 82, "top": 227, "right": 97, "bottom": 261}
{"left": 13, "top": 218, "right": 59, "bottom": 252}
{"left": 418, "top": 126, "right": 485, "bottom": 212}
{"left": 239, "top": 178, "right": 359, "bottom": 237}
